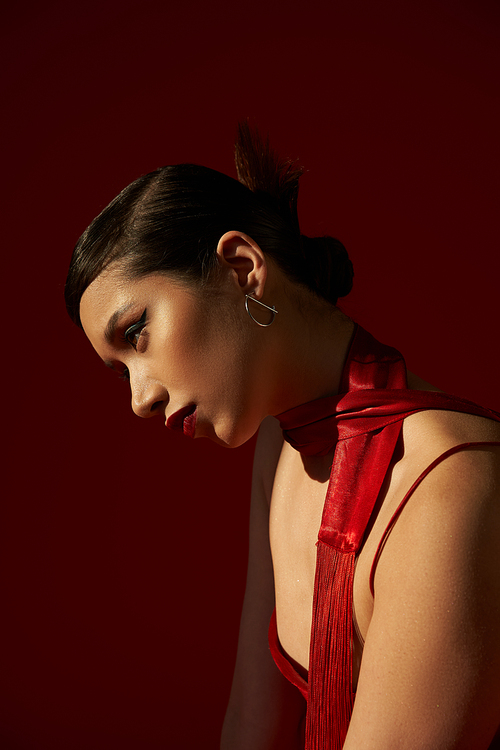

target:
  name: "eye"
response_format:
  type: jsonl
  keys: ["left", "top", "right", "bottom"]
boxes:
{"left": 124, "top": 309, "right": 147, "bottom": 351}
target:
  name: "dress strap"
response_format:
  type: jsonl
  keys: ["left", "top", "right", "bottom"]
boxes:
{"left": 369, "top": 441, "right": 500, "bottom": 597}
{"left": 268, "top": 609, "right": 309, "bottom": 700}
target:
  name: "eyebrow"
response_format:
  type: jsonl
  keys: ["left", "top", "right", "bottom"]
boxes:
{"left": 104, "top": 302, "right": 135, "bottom": 345}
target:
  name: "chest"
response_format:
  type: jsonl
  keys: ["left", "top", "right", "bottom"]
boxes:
{"left": 269, "top": 445, "right": 331, "bottom": 588}
{"left": 268, "top": 439, "right": 404, "bottom": 674}
{"left": 269, "top": 444, "right": 334, "bottom": 668}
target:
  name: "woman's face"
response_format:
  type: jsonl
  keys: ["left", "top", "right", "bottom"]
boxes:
{"left": 79, "top": 264, "right": 270, "bottom": 448}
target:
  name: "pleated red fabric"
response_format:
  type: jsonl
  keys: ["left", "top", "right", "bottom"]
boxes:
{"left": 275, "top": 325, "right": 500, "bottom": 749}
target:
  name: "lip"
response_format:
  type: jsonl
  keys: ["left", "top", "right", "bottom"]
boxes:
{"left": 166, "top": 404, "right": 197, "bottom": 438}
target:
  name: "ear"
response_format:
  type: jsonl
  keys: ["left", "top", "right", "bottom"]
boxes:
{"left": 215, "top": 231, "right": 267, "bottom": 298}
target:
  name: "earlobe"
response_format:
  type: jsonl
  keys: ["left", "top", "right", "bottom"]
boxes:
{"left": 216, "top": 231, "right": 267, "bottom": 297}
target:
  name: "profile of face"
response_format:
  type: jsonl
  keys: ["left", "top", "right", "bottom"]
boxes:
{"left": 79, "top": 233, "right": 276, "bottom": 448}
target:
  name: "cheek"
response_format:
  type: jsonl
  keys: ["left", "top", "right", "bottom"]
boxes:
{"left": 208, "top": 352, "right": 266, "bottom": 446}
{"left": 157, "top": 307, "right": 229, "bottom": 391}
{"left": 163, "top": 298, "right": 260, "bottom": 433}
{"left": 188, "top": 304, "right": 247, "bottom": 373}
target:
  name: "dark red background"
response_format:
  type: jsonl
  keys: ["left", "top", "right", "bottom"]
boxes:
{"left": 2, "top": 1, "right": 499, "bottom": 747}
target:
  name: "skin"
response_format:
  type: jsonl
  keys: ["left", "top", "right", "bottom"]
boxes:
{"left": 80, "top": 232, "right": 500, "bottom": 749}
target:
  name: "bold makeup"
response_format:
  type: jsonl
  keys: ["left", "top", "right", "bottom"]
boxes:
{"left": 123, "top": 309, "right": 147, "bottom": 349}
{"left": 166, "top": 405, "right": 197, "bottom": 438}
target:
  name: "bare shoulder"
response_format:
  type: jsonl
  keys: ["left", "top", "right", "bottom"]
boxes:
{"left": 385, "top": 438, "right": 500, "bottom": 561}
{"left": 403, "top": 369, "right": 500, "bottom": 456}
{"left": 404, "top": 405, "right": 500, "bottom": 446}
{"left": 349, "top": 420, "right": 500, "bottom": 746}
{"left": 349, "top": 448, "right": 500, "bottom": 746}
{"left": 378, "top": 404, "right": 500, "bottom": 601}
{"left": 346, "top": 385, "right": 500, "bottom": 747}
{"left": 390, "top": 403, "right": 500, "bottom": 639}
{"left": 388, "top": 393, "right": 500, "bottom": 538}
{"left": 396, "top": 385, "right": 500, "bottom": 493}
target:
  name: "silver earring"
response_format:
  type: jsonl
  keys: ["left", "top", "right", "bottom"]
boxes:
{"left": 244, "top": 294, "right": 278, "bottom": 327}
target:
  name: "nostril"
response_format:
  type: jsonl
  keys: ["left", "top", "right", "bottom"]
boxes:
{"left": 151, "top": 400, "right": 163, "bottom": 413}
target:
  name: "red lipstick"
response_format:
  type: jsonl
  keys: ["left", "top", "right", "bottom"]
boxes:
{"left": 166, "top": 405, "right": 197, "bottom": 438}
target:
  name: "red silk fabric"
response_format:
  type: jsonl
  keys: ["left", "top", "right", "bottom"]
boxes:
{"left": 274, "top": 325, "right": 500, "bottom": 749}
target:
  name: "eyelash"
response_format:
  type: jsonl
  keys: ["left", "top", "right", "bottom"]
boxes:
{"left": 122, "top": 309, "right": 147, "bottom": 351}
{"left": 117, "top": 309, "right": 147, "bottom": 382}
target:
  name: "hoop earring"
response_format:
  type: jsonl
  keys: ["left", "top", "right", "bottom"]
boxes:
{"left": 244, "top": 294, "right": 278, "bottom": 327}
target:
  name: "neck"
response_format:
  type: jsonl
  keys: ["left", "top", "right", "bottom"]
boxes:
{"left": 264, "top": 290, "right": 355, "bottom": 416}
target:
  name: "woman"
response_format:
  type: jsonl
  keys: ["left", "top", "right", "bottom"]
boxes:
{"left": 65, "top": 124, "right": 500, "bottom": 749}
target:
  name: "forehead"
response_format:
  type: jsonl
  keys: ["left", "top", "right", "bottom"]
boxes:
{"left": 80, "top": 266, "right": 177, "bottom": 342}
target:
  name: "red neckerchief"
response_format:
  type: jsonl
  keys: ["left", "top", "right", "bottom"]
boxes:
{"left": 276, "top": 325, "right": 500, "bottom": 749}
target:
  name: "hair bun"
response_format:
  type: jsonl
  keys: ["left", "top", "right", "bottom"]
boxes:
{"left": 300, "top": 235, "right": 354, "bottom": 305}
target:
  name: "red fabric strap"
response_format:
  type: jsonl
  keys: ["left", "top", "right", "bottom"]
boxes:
{"left": 279, "top": 326, "right": 499, "bottom": 553}
{"left": 268, "top": 609, "right": 309, "bottom": 700}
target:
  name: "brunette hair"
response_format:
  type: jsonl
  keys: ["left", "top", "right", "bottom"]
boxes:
{"left": 65, "top": 123, "right": 353, "bottom": 325}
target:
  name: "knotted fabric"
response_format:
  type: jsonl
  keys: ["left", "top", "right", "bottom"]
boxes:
{"left": 275, "top": 325, "right": 500, "bottom": 749}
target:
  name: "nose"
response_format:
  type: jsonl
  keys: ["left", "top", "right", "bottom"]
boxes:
{"left": 130, "top": 372, "right": 169, "bottom": 418}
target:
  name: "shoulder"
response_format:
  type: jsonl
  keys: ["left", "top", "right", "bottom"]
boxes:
{"left": 405, "top": 371, "right": 500, "bottom": 443}
{"left": 383, "top": 439, "right": 500, "bottom": 561}
{"left": 387, "top": 405, "right": 500, "bottom": 593}
{"left": 374, "top": 410, "right": 500, "bottom": 600}
{"left": 374, "top": 415, "right": 500, "bottom": 679}
{"left": 351, "top": 435, "right": 500, "bottom": 746}
{"left": 394, "top": 397, "right": 500, "bottom": 496}
{"left": 403, "top": 404, "right": 500, "bottom": 450}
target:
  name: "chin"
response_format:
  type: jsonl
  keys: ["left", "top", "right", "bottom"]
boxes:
{"left": 210, "top": 417, "right": 260, "bottom": 449}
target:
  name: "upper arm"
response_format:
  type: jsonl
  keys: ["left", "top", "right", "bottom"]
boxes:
{"left": 345, "top": 446, "right": 500, "bottom": 750}
{"left": 221, "top": 417, "right": 306, "bottom": 750}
